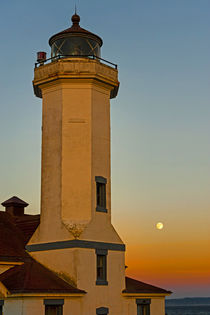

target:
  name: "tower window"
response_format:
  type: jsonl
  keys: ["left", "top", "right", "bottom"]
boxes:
{"left": 44, "top": 299, "right": 64, "bottom": 315}
{"left": 97, "top": 182, "right": 106, "bottom": 207}
{"left": 97, "top": 255, "right": 106, "bottom": 280}
{"left": 96, "top": 249, "right": 108, "bottom": 285}
{"left": 136, "top": 299, "right": 151, "bottom": 315}
{"left": 95, "top": 176, "right": 107, "bottom": 213}
{"left": 96, "top": 307, "right": 109, "bottom": 315}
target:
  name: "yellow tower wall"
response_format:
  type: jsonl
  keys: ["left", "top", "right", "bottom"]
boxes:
{"left": 30, "top": 58, "right": 119, "bottom": 244}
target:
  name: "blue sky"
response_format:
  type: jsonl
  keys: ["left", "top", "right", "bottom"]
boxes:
{"left": 0, "top": 0, "right": 210, "bottom": 298}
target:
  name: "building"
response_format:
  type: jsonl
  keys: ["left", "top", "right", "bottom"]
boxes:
{"left": 0, "top": 13, "right": 171, "bottom": 315}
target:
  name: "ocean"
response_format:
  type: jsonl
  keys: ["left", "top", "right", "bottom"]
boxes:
{"left": 165, "top": 305, "right": 210, "bottom": 315}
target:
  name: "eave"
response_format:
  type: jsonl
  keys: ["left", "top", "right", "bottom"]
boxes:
{"left": 6, "top": 292, "right": 86, "bottom": 298}
{"left": 0, "top": 261, "right": 24, "bottom": 266}
{"left": 122, "top": 292, "right": 172, "bottom": 298}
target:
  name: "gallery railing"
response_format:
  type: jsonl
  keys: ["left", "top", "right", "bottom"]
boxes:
{"left": 35, "top": 54, "right": 118, "bottom": 69}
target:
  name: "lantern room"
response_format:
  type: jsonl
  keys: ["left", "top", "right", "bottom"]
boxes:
{"left": 49, "top": 14, "right": 103, "bottom": 58}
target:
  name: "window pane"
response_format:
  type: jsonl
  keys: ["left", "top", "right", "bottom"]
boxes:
{"left": 96, "top": 183, "right": 106, "bottom": 208}
{"left": 45, "top": 305, "right": 62, "bottom": 315}
{"left": 97, "top": 183, "right": 101, "bottom": 206}
{"left": 51, "top": 37, "right": 101, "bottom": 58}
{"left": 143, "top": 306, "right": 147, "bottom": 315}
{"left": 101, "top": 184, "right": 106, "bottom": 208}
{"left": 138, "top": 305, "right": 150, "bottom": 315}
{"left": 97, "top": 255, "right": 106, "bottom": 281}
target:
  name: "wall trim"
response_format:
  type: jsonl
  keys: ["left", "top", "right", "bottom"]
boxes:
{"left": 26, "top": 239, "right": 125, "bottom": 253}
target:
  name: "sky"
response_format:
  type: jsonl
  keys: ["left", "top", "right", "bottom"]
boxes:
{"left": 0, "top": 0, "right": 210, "bottom": 298}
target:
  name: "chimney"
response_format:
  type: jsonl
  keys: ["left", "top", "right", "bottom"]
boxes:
{"left": 1, "top": 196, "right": 29, "bottom": 216}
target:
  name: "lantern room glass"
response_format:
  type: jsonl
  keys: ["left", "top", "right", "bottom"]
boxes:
{"left": 51, "top": 36, "right": 101, "bottom": 58}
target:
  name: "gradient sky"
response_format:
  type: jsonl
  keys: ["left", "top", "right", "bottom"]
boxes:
{"left": 0, "top": 0, "right": 209, "bottom": 298}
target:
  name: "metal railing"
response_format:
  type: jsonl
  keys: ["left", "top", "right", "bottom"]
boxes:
{"left": 35, "top": 54, "right": 118, "bottom": 69}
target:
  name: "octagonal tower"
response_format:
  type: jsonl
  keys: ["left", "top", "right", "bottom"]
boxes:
{"left": 29, "top": 14, "right": 124, "bottom": 296}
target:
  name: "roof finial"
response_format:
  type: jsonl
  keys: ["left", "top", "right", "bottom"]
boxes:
{"left": 71, "top": 6, "right": 80, "bottom": 26}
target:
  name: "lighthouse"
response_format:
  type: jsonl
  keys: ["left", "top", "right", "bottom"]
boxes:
{"left": 29, "top": 11, "right": 126, "bottom": 305}
{"left": 0, "top": 13, "right": 171, "bottom": 315}
{"left": 31, "top": 13, "right": 120, "bottom": 241}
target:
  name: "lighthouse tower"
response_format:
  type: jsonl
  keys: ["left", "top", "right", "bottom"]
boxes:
{"left": 28, "top": 12, "right": 126, "bottom": 307}
{"left": 31, "top": 13, "right": 120, "bottom": 242}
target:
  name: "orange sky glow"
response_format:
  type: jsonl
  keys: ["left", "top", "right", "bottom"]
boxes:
{"left": 124, "top": 239, "right": 210, "bottom": 296}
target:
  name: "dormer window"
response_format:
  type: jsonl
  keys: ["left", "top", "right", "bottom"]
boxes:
{"left": 95, "top": 176, "right": 107, "bottom": 213}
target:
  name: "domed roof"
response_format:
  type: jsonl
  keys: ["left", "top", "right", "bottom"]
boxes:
{"left": 49, "top": 14, "right": 103, "bottom": 47}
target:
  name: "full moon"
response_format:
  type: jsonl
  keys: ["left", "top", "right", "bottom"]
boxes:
{"left": 156, "top": 222, "right": 164, "bottom": 230}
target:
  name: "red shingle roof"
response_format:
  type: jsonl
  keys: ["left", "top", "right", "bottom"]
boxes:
{"left": 14, "top": 214, "right": 40, "bottom": 244}
{"left": 123, "top": 277, "right": 172, "bottom": 294}
{"left": 0, "top": 212, "right": 28, "bottom": 262}
{"left": 0, "top": 211, "right": 40, "bottom": 262}
{"left": 0, "top": 259, "right": 86, "bottom": 294}
{"left": 0, "top": 208, "right": 85, "bottom": 294}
